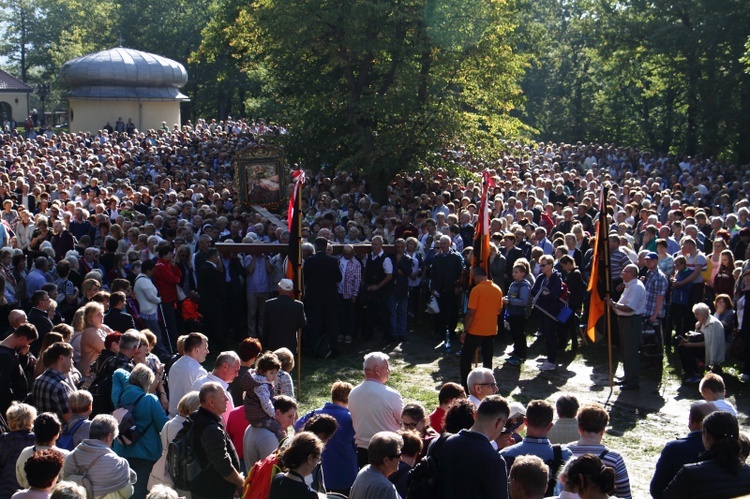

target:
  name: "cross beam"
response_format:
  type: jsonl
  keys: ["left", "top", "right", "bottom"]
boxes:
{"left": 214, "top": 242, "right": 395, "bottom": 256}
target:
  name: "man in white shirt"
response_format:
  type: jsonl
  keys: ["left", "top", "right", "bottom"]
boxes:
{"left": 192, "top": 351, "right": 240, "bottom": 425}
{"left": 167, "top": 332, "right": 209, "bottom": 416}
{"left": 607, "top": 264, "right": 646, "bottom": 390}
{"left": 348, "top": 352, "right": 403, "bottom": 468}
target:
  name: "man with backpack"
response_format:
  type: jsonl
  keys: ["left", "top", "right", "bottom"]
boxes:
{"left": 499, "top": 400, "right": 573, "bottom": 497}
{"left": 189, "top": 382, "right": 244, "bottom": 499}
{"left": 62, "top": 414, "right": 136, "bottom": 498}
{"left": 565, "top": 403, "right": 632, "bottom": 498}
{"left": 89, "top": 331, "right": 139, "bottom": 417}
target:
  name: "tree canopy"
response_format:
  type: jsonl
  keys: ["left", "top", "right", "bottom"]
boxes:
{"left": 213, "top": 0, "right": 529, "bottom": 199}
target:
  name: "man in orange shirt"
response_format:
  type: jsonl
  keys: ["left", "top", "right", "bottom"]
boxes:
{"left": 460, "top": 266, "right": 504, "bottom": 390}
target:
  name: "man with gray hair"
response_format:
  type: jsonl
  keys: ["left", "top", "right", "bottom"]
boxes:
{"left": 192, "top": 382, "right": 244, "bottom": 499}
{"left": 192, "top": 351, "right": 241, "bottom": 425}
{"left": 349, "top": 352, "right": 403, "bottom": 468}
{"left": 607, "top": 264, "right": 647, "bottom": 390}
{"left": 338, "top": 243, "right": 362, "bottom": 344}
{"left": 349, "top": 431, "right": 402, "bottom": 499}
{"left": 62, "top": 414, "right": 136, "bottom": 498}
{"left": 467, "top": 367, "right": 498, "bottom": 406}
{"left": 361, "top": 235, "right": 393, "bottom": 343}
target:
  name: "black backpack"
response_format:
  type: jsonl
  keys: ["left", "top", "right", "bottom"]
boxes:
{"left": 544, "top": 444, "right": 564, "bottom": 496}
{"left": 167, "top": 416, "right": 203, "bottom": 490}
{"left": 89, "top": 356, "right": 131, "bottom": 417}
{"left": 406, "top": 434, "right": 449, "bottom": 499}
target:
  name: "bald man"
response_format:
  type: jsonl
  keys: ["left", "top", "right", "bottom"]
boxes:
{"left": 5, "top": 309, "right": 27, "bottom": 339}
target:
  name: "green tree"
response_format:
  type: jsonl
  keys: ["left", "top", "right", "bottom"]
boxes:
{"left": 218, "top": 0, "right": 529, "bottom": 200}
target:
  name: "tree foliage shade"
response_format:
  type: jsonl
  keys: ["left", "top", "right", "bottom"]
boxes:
{"left": 220, "top": 0, "right": 529, "bottom": 199}
{"left": 521, "top": 0, "right": 750, "bottom": 163}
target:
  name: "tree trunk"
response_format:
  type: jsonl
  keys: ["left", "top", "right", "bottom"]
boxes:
{"left": 685, "top": 61, "right": 699, "bottom": 156}
{"left": 365, "top": 168, "right": 393, "bottom": 204}
{"left": 738, "top": 75, "right": 750, "bottom": 164}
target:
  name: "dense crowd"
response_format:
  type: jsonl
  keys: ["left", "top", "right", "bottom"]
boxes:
{"left": 0, "top": 119, "right": 746, "bottom": 498}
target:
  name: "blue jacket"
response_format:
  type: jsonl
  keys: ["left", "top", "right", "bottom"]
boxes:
{"left": 671, "top": 268, "right": 692, "bottom": 305}
{"left": 506, "top": 279, "right": 531, "bottom": 316}
{"left": 295, "top": 402, "right": 358, "bottom": 490}
{"left": 112, "top": 382, "right": 168, "bottom": 462}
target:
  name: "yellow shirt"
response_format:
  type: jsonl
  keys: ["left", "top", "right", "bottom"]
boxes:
{"left": 467, "top": 279, "right": 504, "bottom": 336}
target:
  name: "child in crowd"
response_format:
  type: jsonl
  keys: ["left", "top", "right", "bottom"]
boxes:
{"left": 699, "top": 372, "right": 737, "bottom": 416}
{"left": 242, "top": 352, "right": 285, "bottom": 439}
{"left": 428, "top": 382, "right": 466, "bottom": 432}
{"left": 273, "top": 347, "right": 295, "bottom": 398}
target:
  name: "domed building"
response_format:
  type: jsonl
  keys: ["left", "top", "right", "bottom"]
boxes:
{"left": 60, "top": 47, "right": 189, "bottom": 133}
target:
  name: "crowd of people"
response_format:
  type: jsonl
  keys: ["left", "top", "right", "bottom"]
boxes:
{"left": 0, "top": 118, "right": 745, "bottom": 498}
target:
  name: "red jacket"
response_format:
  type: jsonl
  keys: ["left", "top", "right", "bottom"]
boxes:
{"left": 153, "top": 258, "right": 182, "bottom": 303}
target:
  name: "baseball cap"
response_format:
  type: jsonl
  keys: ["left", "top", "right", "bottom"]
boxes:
{"left": 645, "top": 252, "right": 659, "bottom": 260}
{"left": 278, "top": 279, "right": 294, "bottom": 291}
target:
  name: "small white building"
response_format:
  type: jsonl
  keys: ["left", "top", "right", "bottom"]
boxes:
{"left": 60, "top": 47, "right": 189, "bottom": 133}
{"left": 0, "top": 70, "right": 32, "bottom": 126}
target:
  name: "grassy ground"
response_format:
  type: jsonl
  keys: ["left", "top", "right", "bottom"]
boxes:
{"left": 290, "top": 317, "right": 748, "bottom": 498}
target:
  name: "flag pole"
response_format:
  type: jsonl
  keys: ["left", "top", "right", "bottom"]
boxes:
{"left": 472, "top": 169, "right": 492, "bottom": 367}
{"left": 295, "top": 174, "right": 304, "bottom": 397}
{"left": 287, "top": 169, "right": 305, "bottom": 397}
{"left": 601, "top": 186, "right": 613, "bottom": 393}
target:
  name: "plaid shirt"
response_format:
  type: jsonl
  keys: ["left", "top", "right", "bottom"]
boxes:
{"left": 33, "top": 368, "right": 74, "bottom": 419}
{"left": 339, "top": 256, "right": 362, "bottom": 299}
{"left": 644, "top": 268, "right": 669, "bottom": 318}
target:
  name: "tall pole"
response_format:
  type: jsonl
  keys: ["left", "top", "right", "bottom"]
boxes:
{"left": 601, "top": 186, "right": 614, "bottom": 392}
{"left": 288, "top": 170, "right": 305, "bottom": 396}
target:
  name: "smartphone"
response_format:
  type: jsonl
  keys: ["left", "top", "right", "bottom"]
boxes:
{"left": 502, "top": 418, "right": 524, "bottom": 435}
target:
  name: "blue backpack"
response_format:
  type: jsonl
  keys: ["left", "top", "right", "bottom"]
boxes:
{"left": 58, "top": 419, "right": 86, "bottom": 451}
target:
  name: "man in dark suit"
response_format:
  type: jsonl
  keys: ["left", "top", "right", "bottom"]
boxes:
{"left": 198, "top": 248, "right": 227, "bottom": 350}
{"left": 302, "top": 237, "right": 342, "bottom": 357}
{"left": 28, "top": 290, "right": 53, "bottom": 356}
{"left": 439, "top": 395, "right": 510, "bottom": 499}
{"left": 649, "top": 401, "right": 716, "bottom": 498}
{"left": 103, "top": 291, "right": 137, "bottom": 333}
{"left": 264, "top": 279, "right": 306, "bottom": 354}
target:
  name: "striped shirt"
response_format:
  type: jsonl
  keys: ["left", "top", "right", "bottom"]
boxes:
{"left": 610, "top": 248, "right": 630, "bottom": 279}
{"left": 566, "top": 443, "right": 632, "bottom": 499}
